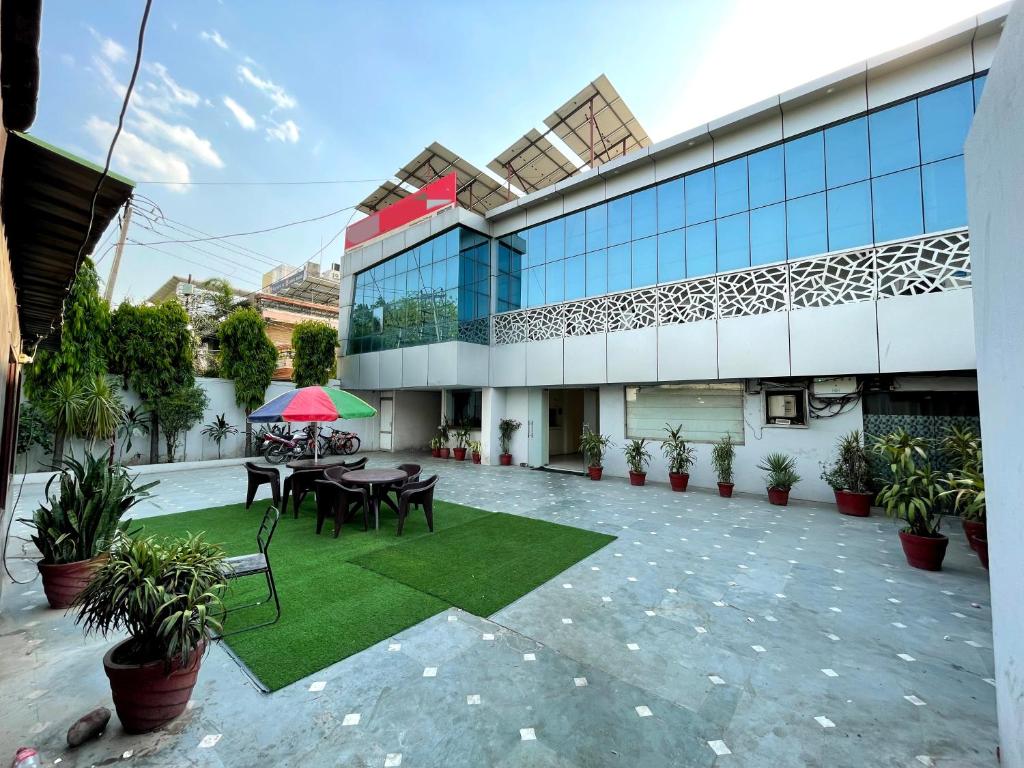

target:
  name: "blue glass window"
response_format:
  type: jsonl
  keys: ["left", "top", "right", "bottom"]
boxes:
{"left": 525, "top": 226, "right": 545, "bottom": 268}
{"left": 748, "top": 145, "right": 785, "bottom": 208}
{"left": 657, "top": 178, "right": 685, "bottom": 232}
{"left": 526, "top": 266, "right": 544, "bottom": 307}
{"left": 586, "top": 249, "right": 607, "bottom": 296}
{"left": 566, "top": 211, "right": 586, "bottom": 257}
{"left": 785, "top": 132, "right": 825, "bottom": 198}
{"left": 826, "top": 181, "right": 872, "bottom": 251}
{"left": 631, "top": 236, "right": 657, "bottom": 288}
{"left": 717, "top": 212, "right": 749, "bottom": 271}
{"left": 545, "top": 218, "right": 565, "bottom": 262}
{"left": 750, "top": 203, "right": 786, "bottom": 265}
{"left": 786, "top": 192, "right": 827, "bottom": 258}
{"left": 565, "top": 253, "right": 586, "bottom": 300}
{"left": 657, "top": 229, "right": 685, "bottom": 283}
{"left": 869, "top": 101, "right": 919, "bottom": 175}
{"left": 608, "top": 196, "right": 631, "bottom": 246}
{"left": 586, "top": 204, "right": 607, "bottom": 251}
{"left": 607, "top": 243, "right": 630, "bottom": 292}
{"left": 686, "top": 222, "right": 716, "bottom": 277}
{"left": 445, "top": 257, "right": 458, "bottom": 289}
{"left": 918, "top": 81, "right": 973, "bottom": 163}
{"left": 715, "top": 157, "right": 748, "bottom": 217}
{"left": 631, "top": 187, "right": 657, "bottom": 240}
{"left": 685, "top": 168, "right": 715, "bottom": 225}
{"left": 872, "top": 168, "right": 923, "bottom": 242}
{"left": 974, "top": 74, "right": 987, "bottom": 108}
{"left": 545, "top": 260, "right": 564, "bottom": 304}
{"left": 825, "top": 117, "right": 869, "bottom": 188}
{"left": 922, "top": 156, "right": 967, "bottom": 232}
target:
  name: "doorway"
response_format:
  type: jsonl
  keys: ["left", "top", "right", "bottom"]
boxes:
{"left": 379, "top": 396, "right": 394, "bottom": 451}
{"left": 545, "top": 388, "right": 598, "bottom": 472}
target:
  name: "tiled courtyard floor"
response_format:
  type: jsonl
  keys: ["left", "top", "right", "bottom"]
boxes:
{"left": 0, "top": 452, "right": 996, "bottom": 767}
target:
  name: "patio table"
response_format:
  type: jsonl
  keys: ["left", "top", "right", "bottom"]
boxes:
{"left": 286, "top": 455, "right": 353, "bottom": 470}
{"left": 339, "top": 468, "right": 407, "bottom": 530}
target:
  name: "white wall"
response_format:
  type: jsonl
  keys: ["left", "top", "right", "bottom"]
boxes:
{"left": 392, "top": 390, "right": 441, "bottom": 451}
{"left": 964, "top": 2, "right": 1024, "bottom": 763}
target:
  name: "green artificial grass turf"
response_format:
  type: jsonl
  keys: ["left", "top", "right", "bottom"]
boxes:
{"left": 137, "top": 495, "right": 613, "bottom": 691}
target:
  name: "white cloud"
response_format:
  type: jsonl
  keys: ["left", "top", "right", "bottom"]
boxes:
{"left": 200, "top": 29, "right": 229, "bottom": 50}
{"left": 88, "top": 27, "right": 126, "bottom": 62}
{"left": 84, "top": 115, "right": 190, "bottom": 191}
{"left": 266, "top": 118, "right": 300, "bottom": 144}
{"left": 223, "top": 96, "right": 256, "bottom": 130}
{"left": 237, "top": 65, "right": 296, "bottom": 110}
{"left": 143, "top": 62, "right": 200, "bottom": 111}
{"left": 131, "top": 108, "right": 224, "bottom": 168}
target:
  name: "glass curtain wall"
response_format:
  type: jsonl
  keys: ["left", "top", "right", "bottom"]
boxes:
{"left": 497, "top": 74, "right": 986, "bottom": 312}
{"left": 348, "top": 227, "right": 490, "bottom": 353}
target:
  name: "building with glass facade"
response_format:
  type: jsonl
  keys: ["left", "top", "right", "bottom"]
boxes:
{"left": 337, "top": 8, "right": 1002, "bottom": 501}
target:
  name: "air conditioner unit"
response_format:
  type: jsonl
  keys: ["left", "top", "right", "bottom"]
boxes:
{"left": 767, "top": 394, "right": 798, "bottom": 419}
{"left": 811, "top": 376, "right": 858, "bottom": 398}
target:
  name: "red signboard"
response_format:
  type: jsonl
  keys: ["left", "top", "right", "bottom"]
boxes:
{"left": 345, "top": 173, "right": 458, "bottom": 250}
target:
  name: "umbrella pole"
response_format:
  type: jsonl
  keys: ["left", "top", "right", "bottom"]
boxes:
{"left": 314, "top": 421, "right": 319, "bottom": 463}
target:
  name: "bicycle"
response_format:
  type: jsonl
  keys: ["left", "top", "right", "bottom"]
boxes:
{"left": 320, "top": 426, "right": 361, "bottom": 455}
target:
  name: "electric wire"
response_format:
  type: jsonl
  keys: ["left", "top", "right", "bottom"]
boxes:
{"left": 135, "top": 177, "right": 387, "bottom": 187}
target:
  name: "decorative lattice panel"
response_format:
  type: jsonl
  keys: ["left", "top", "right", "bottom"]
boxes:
{"left": 492, "top": 311, "right": 527, "bottom": 345}
{"left": 789, "top": 249, "right": 876, "bottom": 309}
{"left": 717, "top": 265, "right": 788, "bottom": 318}
{"left": 526, "top": 304, "right": 566, "bottom": 341}
{"left": 606, "top": 288, "right": 658, "bottom": 332}
{"left": 658, "top": 278, "right": 717, "bottom": 325}
{"left": 564, "top": 296, "right": 607, "bottom": 337}
{"left": 875, "top": 231, "right": 971, "bottom": 297}
{"left": 458, "top": 318, "right": 490, "bottom": 345}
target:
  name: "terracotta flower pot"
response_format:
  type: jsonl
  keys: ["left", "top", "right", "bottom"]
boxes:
{"left": 668, "top": 472, "right": 689, "bottom": 492}
{"left": 972, "top": 534, "right": 989, "bottom": 570}
{"left": 103, "top": 638, "right": 206, "bottom": 733}
{"left": 38, "top": 555, "right": 107, "bottom": 610}
{"left": 587, "top": 466, "right": 603, "bottom": 481}
{"left": 439, "top": 447, "right": 450, "bottom": 459}
{"left": 453, "top": 447, "right": 467, "bottom": 461}
{"left": 834, "top": 490, "right": 871, "bottom": 517}
{"left": 499, "top": 453, "right": 512, "bottom": 466}
{"left": 431, "top": 448, "right": 440, "bottom": 458}
{"left": 767, "top": 487, "right": 790, "bottom": 506}
{"left": 471, "top": 453, "right": 481, "bottom": 464}
{"left": 898, "top": 530, "right": 949, "bottom": 571}
{"left": 629, "top": 471, "right": 646, "bottom": 486}
{"left": 962, "top": 519, "right": 986, "bottom": 553}
{"left": 717, "top": 482, "right": 734, "bottom": 498}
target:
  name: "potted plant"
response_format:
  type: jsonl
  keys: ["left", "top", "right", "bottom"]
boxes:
{"left": 469, "top": 440, "right": 482, "bottom": 464}
{"left": 429, "top": 436, "right": 443, "bottom": 458}
{"left": 579, "top": 427, "right": 613, "bottom": 481}
{"left": 874, "top": 429, "right": 948, "bottom": 571}
{"left": 624, "top": 438, "right": 652, "bottom": 486}
{"left": 941, "top": 425, "right": 985, "bottom": 549}
{"left": 820, "top": 430, "right": 872, "bottom": 516}
{"left": 452, "top": 425, "right": 471, "bottom": 461}
{"left": 758, "top": 452, "right": 801, "bottom": 506}
{"left": 437, "top": 420, "right": 451, "bottom": 459}
{"left": 74, "top": 533, "right": 226, "bottom": 733}
{"left": 712, "top": 434, "right": 735, "bottom": 497}
{"left": 498, "top": 418, "right": 521, "bottom": 466}
{"left": 21, "top": 453, "right": 157, "bottom": 609}
{"left": 661, "top": 424, "right": 695, "bottom": 492}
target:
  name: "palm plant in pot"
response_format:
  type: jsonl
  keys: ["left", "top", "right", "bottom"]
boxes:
{"left": 21, "top": 453, "right": 157, "bottom": 609}
{"left": 941, "top": 425, "right": 984, "bottom": 550}
{"left": 874, "top": 429, "right": 948, "bottom": 571}
{"left": 579, "top": 427, "right": 613, "bottom": 481}
{"left": 498, "top": 418, "right": 521, "bottom": 466}
{"left": 452, "top": 424, "right": 471, "bottom": 461}
{"left": 469, "top": 440, "right": 482, "bottom": 464}
{"left": 624, "top": 438, "right": 652, "bottom": 486}
{"left": 820, "top": 430, "right": 872, "bottom": 516}
{"left": 944, "top": 457, "right": 986, "bottom": 568}
{"left": 74, "top": 533, "right": 226, "bottom": 733}
{"left": 711, "top": 434, "right": 735, "bottom": 497}
{"left": 661, "top": 424, "right": 695, "bottom": 492}
{"left": 758, "top": 452, "right": 801, "bottom": 505}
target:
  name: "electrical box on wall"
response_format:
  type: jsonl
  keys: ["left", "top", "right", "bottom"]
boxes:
{"left": 767, "top": 394, "right": 798, "bottom": 420}
{"left": 811, "top": 376, "right": 858, "bottom": 398}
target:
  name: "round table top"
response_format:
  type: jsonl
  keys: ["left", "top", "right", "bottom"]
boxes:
{"left": 341, "top": 468, "right": 407, "bottom": 485}
{"left": 286, "top": 455, "right": 354, "bottom": 470}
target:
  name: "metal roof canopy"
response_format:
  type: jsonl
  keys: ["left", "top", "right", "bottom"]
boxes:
{"left": 488, "top": 128, "right": 579, "bottom": 195}
{"left": 3, "top": 131, "right": 134, "bottom": 349}
{"left": 356, "top": 180, "right": 411, "bottom": 215}
{"left": 396, "top": 142, "right": 507, "bottom": 216}
{"left": 543, "top": 74, "right": 651, "bottom": 167}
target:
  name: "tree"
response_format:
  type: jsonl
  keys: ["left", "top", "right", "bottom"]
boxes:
{"left": 219, "top": 307, "right": 277, "bottom": 455}
{"left": 152, "top": 384, "right": 209, "bottom": 462}
{"left": 291, "top": 321, "right": 337, "bottom": 388}
{"left": 108, "top": 301, "right": 195, "bottom": 464}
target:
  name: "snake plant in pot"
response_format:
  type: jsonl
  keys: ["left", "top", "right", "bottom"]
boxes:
{"left": 758, "top": 452, "right": 801, "bottom": 506}
{"left": 74, "top": 533, "right": 226, "bottom": 733}
{"left": 21, "top": 453, "right": 157, "bottom": 608}
{"left": 874, "top": 429, "right": 948, "bottom": 571}
{"left": 820, "top": 430, "right": 872, "bottom": 516}
{"left": 624, "top": 438, "right": 652, "bottom": 486}
{"left": 661, "top": 424, "right": 696, "bottom": 491}
{"left": 711, "top": 434, "right": 736, "bottom": 497}
{"left": 579, "top": 427, "right": 613, "bottom": 480}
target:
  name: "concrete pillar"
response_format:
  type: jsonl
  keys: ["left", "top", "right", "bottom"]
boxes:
{"left": 480, "top": 387, "right": 505, "bottom": 466}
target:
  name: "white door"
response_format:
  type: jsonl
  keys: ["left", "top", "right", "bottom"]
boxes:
{"left": 527, "top": 389, "right": 549, "bottom": 467}
{"left": 379, "top": 397, "right": 394, "bottom": 451}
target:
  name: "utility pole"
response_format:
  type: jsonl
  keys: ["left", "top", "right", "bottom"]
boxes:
{"left": 103, "top": 199, "right": 133, "bottom": 304}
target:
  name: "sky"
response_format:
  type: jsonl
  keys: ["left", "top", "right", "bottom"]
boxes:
{"left": 35, "top": 0, "right": 1004, "bottom": 304}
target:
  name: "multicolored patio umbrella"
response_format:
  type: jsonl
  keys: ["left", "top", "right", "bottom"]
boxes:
{"left": 248, "top": 386, "right": 377, "bottom": 461}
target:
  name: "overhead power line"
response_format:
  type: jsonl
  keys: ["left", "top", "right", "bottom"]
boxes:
{"left": 127, "top": 238, "right": 262, "bottom": 288}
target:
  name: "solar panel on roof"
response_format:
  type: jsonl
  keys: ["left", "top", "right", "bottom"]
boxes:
{"left": 357, "top": 181, "right": 410, "bottom": 214}
{"left": 488, "top": 128, "right": 580, "bottom": 194}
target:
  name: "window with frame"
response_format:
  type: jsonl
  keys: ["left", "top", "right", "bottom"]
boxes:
{"left": 451, "top": 389, "right": 482, "bottom": 429}
{"left": 625, "top": 383, "right": 744, "bottom": 443}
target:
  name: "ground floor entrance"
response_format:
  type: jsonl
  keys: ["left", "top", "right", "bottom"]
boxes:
{"left": 543, "top": 388, "right": 599, "bottom": 473}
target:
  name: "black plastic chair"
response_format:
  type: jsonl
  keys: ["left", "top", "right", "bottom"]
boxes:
{"left": 314, "top": 479, "right": 370, "bottom": 537}
{"left": 219, "top": 505, "right": 281, "bottom": 637}
{"left": 283, "top": 467, "right": 326, "bottom": 518}
{"left": 386, "top": 463, "right": 422, "bottom": 507}
{"left": 323, "top": 456, "right": 367, "bottom": 481}
{"left": 396, "top": 475, "right": 438, "bottom": 536}
{"left": 245, "top": 462, "right": 280, "bottom": 510}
